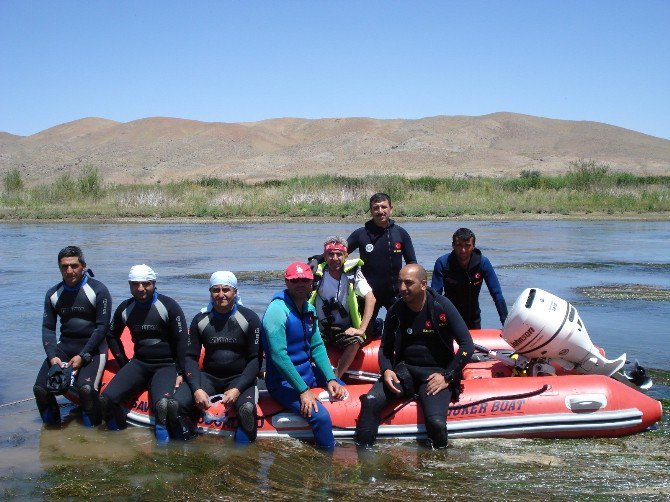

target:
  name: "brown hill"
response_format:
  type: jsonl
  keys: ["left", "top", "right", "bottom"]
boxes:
{"left": 1, "top": 113, "right": 669, "bottom": 186}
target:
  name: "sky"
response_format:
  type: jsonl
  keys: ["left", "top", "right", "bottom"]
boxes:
{"left": 1, "top": 1, "right": 669, "bottom": 139}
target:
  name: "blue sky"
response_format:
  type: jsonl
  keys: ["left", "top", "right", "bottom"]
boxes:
{"left": 1, "top": 1, "right": 669, "bottom": 139}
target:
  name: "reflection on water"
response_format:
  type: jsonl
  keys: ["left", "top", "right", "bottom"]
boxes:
{"left": 1, "top": 220, "right": 669, "bottom": 498}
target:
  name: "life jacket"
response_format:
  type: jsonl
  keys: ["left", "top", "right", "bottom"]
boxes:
{"left": 309, "top": 258, "right": 364, "bottom": 328}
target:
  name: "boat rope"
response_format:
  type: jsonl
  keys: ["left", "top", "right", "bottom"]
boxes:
{"left": 0, "top": 397, "right": 35, "bottom": 408}
{"left": 448, "top": 384, "right": 550, "bottom": 411}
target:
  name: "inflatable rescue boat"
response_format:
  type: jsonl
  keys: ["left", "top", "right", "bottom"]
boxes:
{"left": 98, "top": 288, "right": 662, "bottom": 441}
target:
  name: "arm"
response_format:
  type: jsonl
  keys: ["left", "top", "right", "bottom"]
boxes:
{"left": 441, "top": 300, "right": 475, "bottom": 378}
{"left": 262, "top": 302, "right": 311, "bottom": 393}
{"left": 482, "top": 257, "right": 508, "bottom": 325}
{"left": 233, "top": 310, "right": 262, "bottom": 393}
{"left": 42, "top": 289, "right": 59, "bottom": 363}
{"left": 355, "top": 290, "right": 376, "bottom": 334}
{"left": 378, "top": 311, "right": 398, "bottom": 374}
{"left": 107, "top": 303, "right": 129, "bottom": 367}
{"left": 79, "top": 283, "right": 112, "bottom": 359}
{"left": 346, "top": 229, "right": 360, "bottom": 255}
{"left": 168, "top": 300, "right": 188, "bottom": 374}
{"left": 310, "top": 321, "right": 337, "bottom": 383}
{"left": 400, "top": 228, "right": 417, "bottom": 265}
{"left": 184, "top": 315, "right": 204, "bottom": 393}
{"left": 430, "top": 256, "right": 446, "bottom": 294}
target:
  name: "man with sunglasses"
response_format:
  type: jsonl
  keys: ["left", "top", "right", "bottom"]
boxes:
{"left": 34, "top": 245, "right": 111, "bottom": 426}
{"left": 309, "top": 236, "right": 376, "bottom": 379}
{"left": 172, "top": 271, "right": 262, "bottom": 443}
{"left": 262, "top": 262, "right": 346, "bottom": 450}
{"left": 101, "top": 264, "right": 187, "bottom": 441}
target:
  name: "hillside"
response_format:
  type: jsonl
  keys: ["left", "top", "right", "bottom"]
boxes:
{"left": 1, "top": 113, "right": 669, "bottom": 186}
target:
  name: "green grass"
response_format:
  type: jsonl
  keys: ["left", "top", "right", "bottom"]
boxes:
{"left": 2, "top": 160, "right": 669, "bottom": 219}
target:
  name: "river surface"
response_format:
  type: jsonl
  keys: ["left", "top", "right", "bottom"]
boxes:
{"left": 1, "top": 220, "right": 669, "bottom": 500}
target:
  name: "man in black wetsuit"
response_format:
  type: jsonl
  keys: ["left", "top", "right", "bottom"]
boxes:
{"left": 101, "top": 264, "right": 187, "bottom": 441}
{"left": 171, "top": 271, "right": 262, "bottom": 443}
{"left": 431, "top": 228, "right": 508, "bottom": 329}
{"left": 355, "top": 264, "right": 474, "bottom": 449}
{"left": 34, "top": 246, "right": 112, "bottom": 426}
{"left": 347, "top": 193, "right": 417, "bottom": 321}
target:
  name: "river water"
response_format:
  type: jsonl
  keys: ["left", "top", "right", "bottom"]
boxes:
{"left": 1, "top": 220, "right": 669, "bottom": 500}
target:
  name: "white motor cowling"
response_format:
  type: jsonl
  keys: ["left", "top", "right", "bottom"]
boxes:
{"left": 502, "top": 288, "right": 626, "bottom": 377}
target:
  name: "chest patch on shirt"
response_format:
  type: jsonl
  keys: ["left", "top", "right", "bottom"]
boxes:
{"left": 365, "top": 244, "right": 374, "bottom": 252}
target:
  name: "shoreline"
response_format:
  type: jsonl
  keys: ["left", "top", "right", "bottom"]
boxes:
{"left": 2, "top": 211, "right": 668, "bottom": 225}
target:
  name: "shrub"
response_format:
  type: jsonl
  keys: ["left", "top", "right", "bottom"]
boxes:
{"left": 78, "top": 166, "right": 104, "bottom": 197}
{"left": 3, "top": 168, "right": 23, "bottom": 192}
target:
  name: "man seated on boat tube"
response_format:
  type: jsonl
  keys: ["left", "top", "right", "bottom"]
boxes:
{"left": 34, "top": 245, "right": 112, "bottom": 426}
{"left": 171, "top": 271, "right": 262, "bottom": 443}
{"left": 101, "top": 264, "right": 187, "bottom": 441}
{"left": 309, "top": 236, "right": 376, "bottom": 379}
{"left": 431, "top": 227, "right": 508, "bottom": 329}
{"left": 355, "top": 264, "right": 474, "bottom": 449}
{"left": 262, "top": 262, "right": 347, "bottom": 450}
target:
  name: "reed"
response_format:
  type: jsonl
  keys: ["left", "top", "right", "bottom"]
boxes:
{"left": 1, "top": 162, "right": 669, "bottom": 219}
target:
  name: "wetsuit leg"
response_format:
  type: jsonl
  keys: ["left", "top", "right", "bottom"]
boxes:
{"left": 355, "top": 379, "right": 399, "bottom": 447}
{"left": 73, "top": 353, "right": 106, "bottom": 426}
{"left": 167, "top": 384, "right": 197, "bottom": 441}
{"left": 100, "top": 359, "right": 150, "bottom": 430}
{"left": 148, "top": 364, "right": 178, "bottom": 441}
{"left": 34, "top": 358, "right": 61, "bottom": 424}
{"left": 233, "top": 384, "right": 258, "bottom": 444}
{"left": 269, "top": 384, "right": 335, "bottom": 450}
{"left": 415, "top": 379, "right": 451, "bottom": 449}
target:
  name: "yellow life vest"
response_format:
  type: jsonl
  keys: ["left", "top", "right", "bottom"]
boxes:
{"left": 309, "top": 258, "right": 364, "bottom": 328}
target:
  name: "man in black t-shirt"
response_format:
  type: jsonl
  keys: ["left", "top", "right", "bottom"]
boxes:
{"left": 355, "top": 264, "right": 474, "bottom": 448}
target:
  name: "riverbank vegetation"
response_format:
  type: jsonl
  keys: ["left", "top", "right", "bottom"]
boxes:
{"left": 2, "top": 161, "right": 669, "bottom": 219}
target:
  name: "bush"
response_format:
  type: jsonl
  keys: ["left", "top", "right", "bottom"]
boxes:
{"left": 78, "top": 166, "right": 104, "bottom": 197}
{"left": 3, "top": 168, "right": 23, "bottom": 192}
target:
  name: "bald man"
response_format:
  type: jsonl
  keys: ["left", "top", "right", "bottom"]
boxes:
{"left": 355, "top": 264, "right": 474, "bottom": 448}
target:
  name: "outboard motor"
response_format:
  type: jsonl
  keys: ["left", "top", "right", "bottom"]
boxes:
{"left": 502, "top": 288, "right": 626, "bottom": 377}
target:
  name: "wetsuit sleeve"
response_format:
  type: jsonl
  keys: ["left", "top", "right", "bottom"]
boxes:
{"left": 184, "top": 314, "right": 204, "bottom": 392}
{"left": 399, "top": 227, "right": 417, "bottom": 264}
{"left": 79, "top": 283, "right": 112, "bottom": 357}
{"left": 430, "top": 256, "right": 446, "bottom": 294}
{"left": 41, "top": 289, "right": 58, "bottom": 361}
{"left": 481, "top": 257, "right": 508, "bottom": 326}
{"left": 234, "top": 310, "right": 262, "bottom": 392}
{"left": 262, "top": 302, "right": 311, "bottom": 394}
{"left": 378, "top": 310, "right": 399, "bottom": 374}
{"left": 107, "top": 302, "right": 129, "bottom": 367}
{"left": 167, "top": 300, "right": 188, "bottom": 374}
{"left": 346, "top": 229, "right": 360, "bottom": 254}
{"left": 310, "top": 322, "right": 337, "bottom": 383}
{"left": 441, "top": 300, "right": 475, "bottom": 378}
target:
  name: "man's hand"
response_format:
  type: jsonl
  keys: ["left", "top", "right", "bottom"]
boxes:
{"left": 426, "top": 372, "right": 450, "bottom": 396}
{"left": 175, "top": 374, "right": 183, "bottom": 388}
{"left": 193, "top": 389, "right": 210, "bottom": 410}
{"left": 49, "top": 357, "right": 63, "bottom": 367}
{"left": 344, "top": 327, "right": 365, "bottom": 338}
{"left": 68, "top": 355, "right": 83, "bottom": 371}
{"left": 327, "top": 380, "right": 346, "bottom": 400}
{"left": 299, "top": 389, "right": 319, "bottom": 418}
{"left": 383, "top": 369, "right": 402, "bottom": 394}
{"left": 221, "top": 388, "right": 241, "bottom": 407}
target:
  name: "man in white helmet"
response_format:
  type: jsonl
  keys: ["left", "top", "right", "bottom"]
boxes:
{"left": 101, "top": 264, "right": 187, "bottom": 441}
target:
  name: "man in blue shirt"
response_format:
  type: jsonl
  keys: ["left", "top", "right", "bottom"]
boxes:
{"left": 431, "top": 228, "right": 507, "bottom": 329}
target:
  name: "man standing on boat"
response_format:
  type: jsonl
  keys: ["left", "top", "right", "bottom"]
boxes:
{"left": 347, "top": 193, "right": 417, "bottom": 321}
{"left": 34, "top": 246, "right": 112, "bottom": 426}
{"left": 262, "top": 262, "right": 346, "bottom": 450}
{"left": 355, "top": 264, "right": 474, "bottom": 449}
{"left": 309, "top": 236, "right": 376, "bottom": 379}
{"left": 431, "top": 228, "right": 508, "bottom": 329}
{"left": 101, "top": 264, "right": 187, "bottom": 441}
{"left": 171, "top": 271, "right": 262, "bottom": 443}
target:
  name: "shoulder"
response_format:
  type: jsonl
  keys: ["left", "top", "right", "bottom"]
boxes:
{"left": 237, "top": 305, "right": 262, "bottom": 323}
{"left": 434, "top": 253, "right": 451, "bottom": 267}
{"left": 348, "top": 226, "right": 366, "bottom": 241}
{"left": 87, "top": 277, "right": 110, "bottom": 293}
{"left": 44, "top": 282, "right": 63, "bottom": 298}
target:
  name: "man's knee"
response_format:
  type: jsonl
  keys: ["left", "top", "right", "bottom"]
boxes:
{"left": 424, "top": 415, "right": 448, "bottom": 449}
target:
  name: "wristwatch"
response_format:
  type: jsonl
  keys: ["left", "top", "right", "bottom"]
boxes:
{"left": 79, "top": 352, "right": 92, "bottom": 364}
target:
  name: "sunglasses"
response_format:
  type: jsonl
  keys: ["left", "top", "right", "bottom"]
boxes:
{"left": 288, "top": 278, "right": 312, "bottom": 284}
